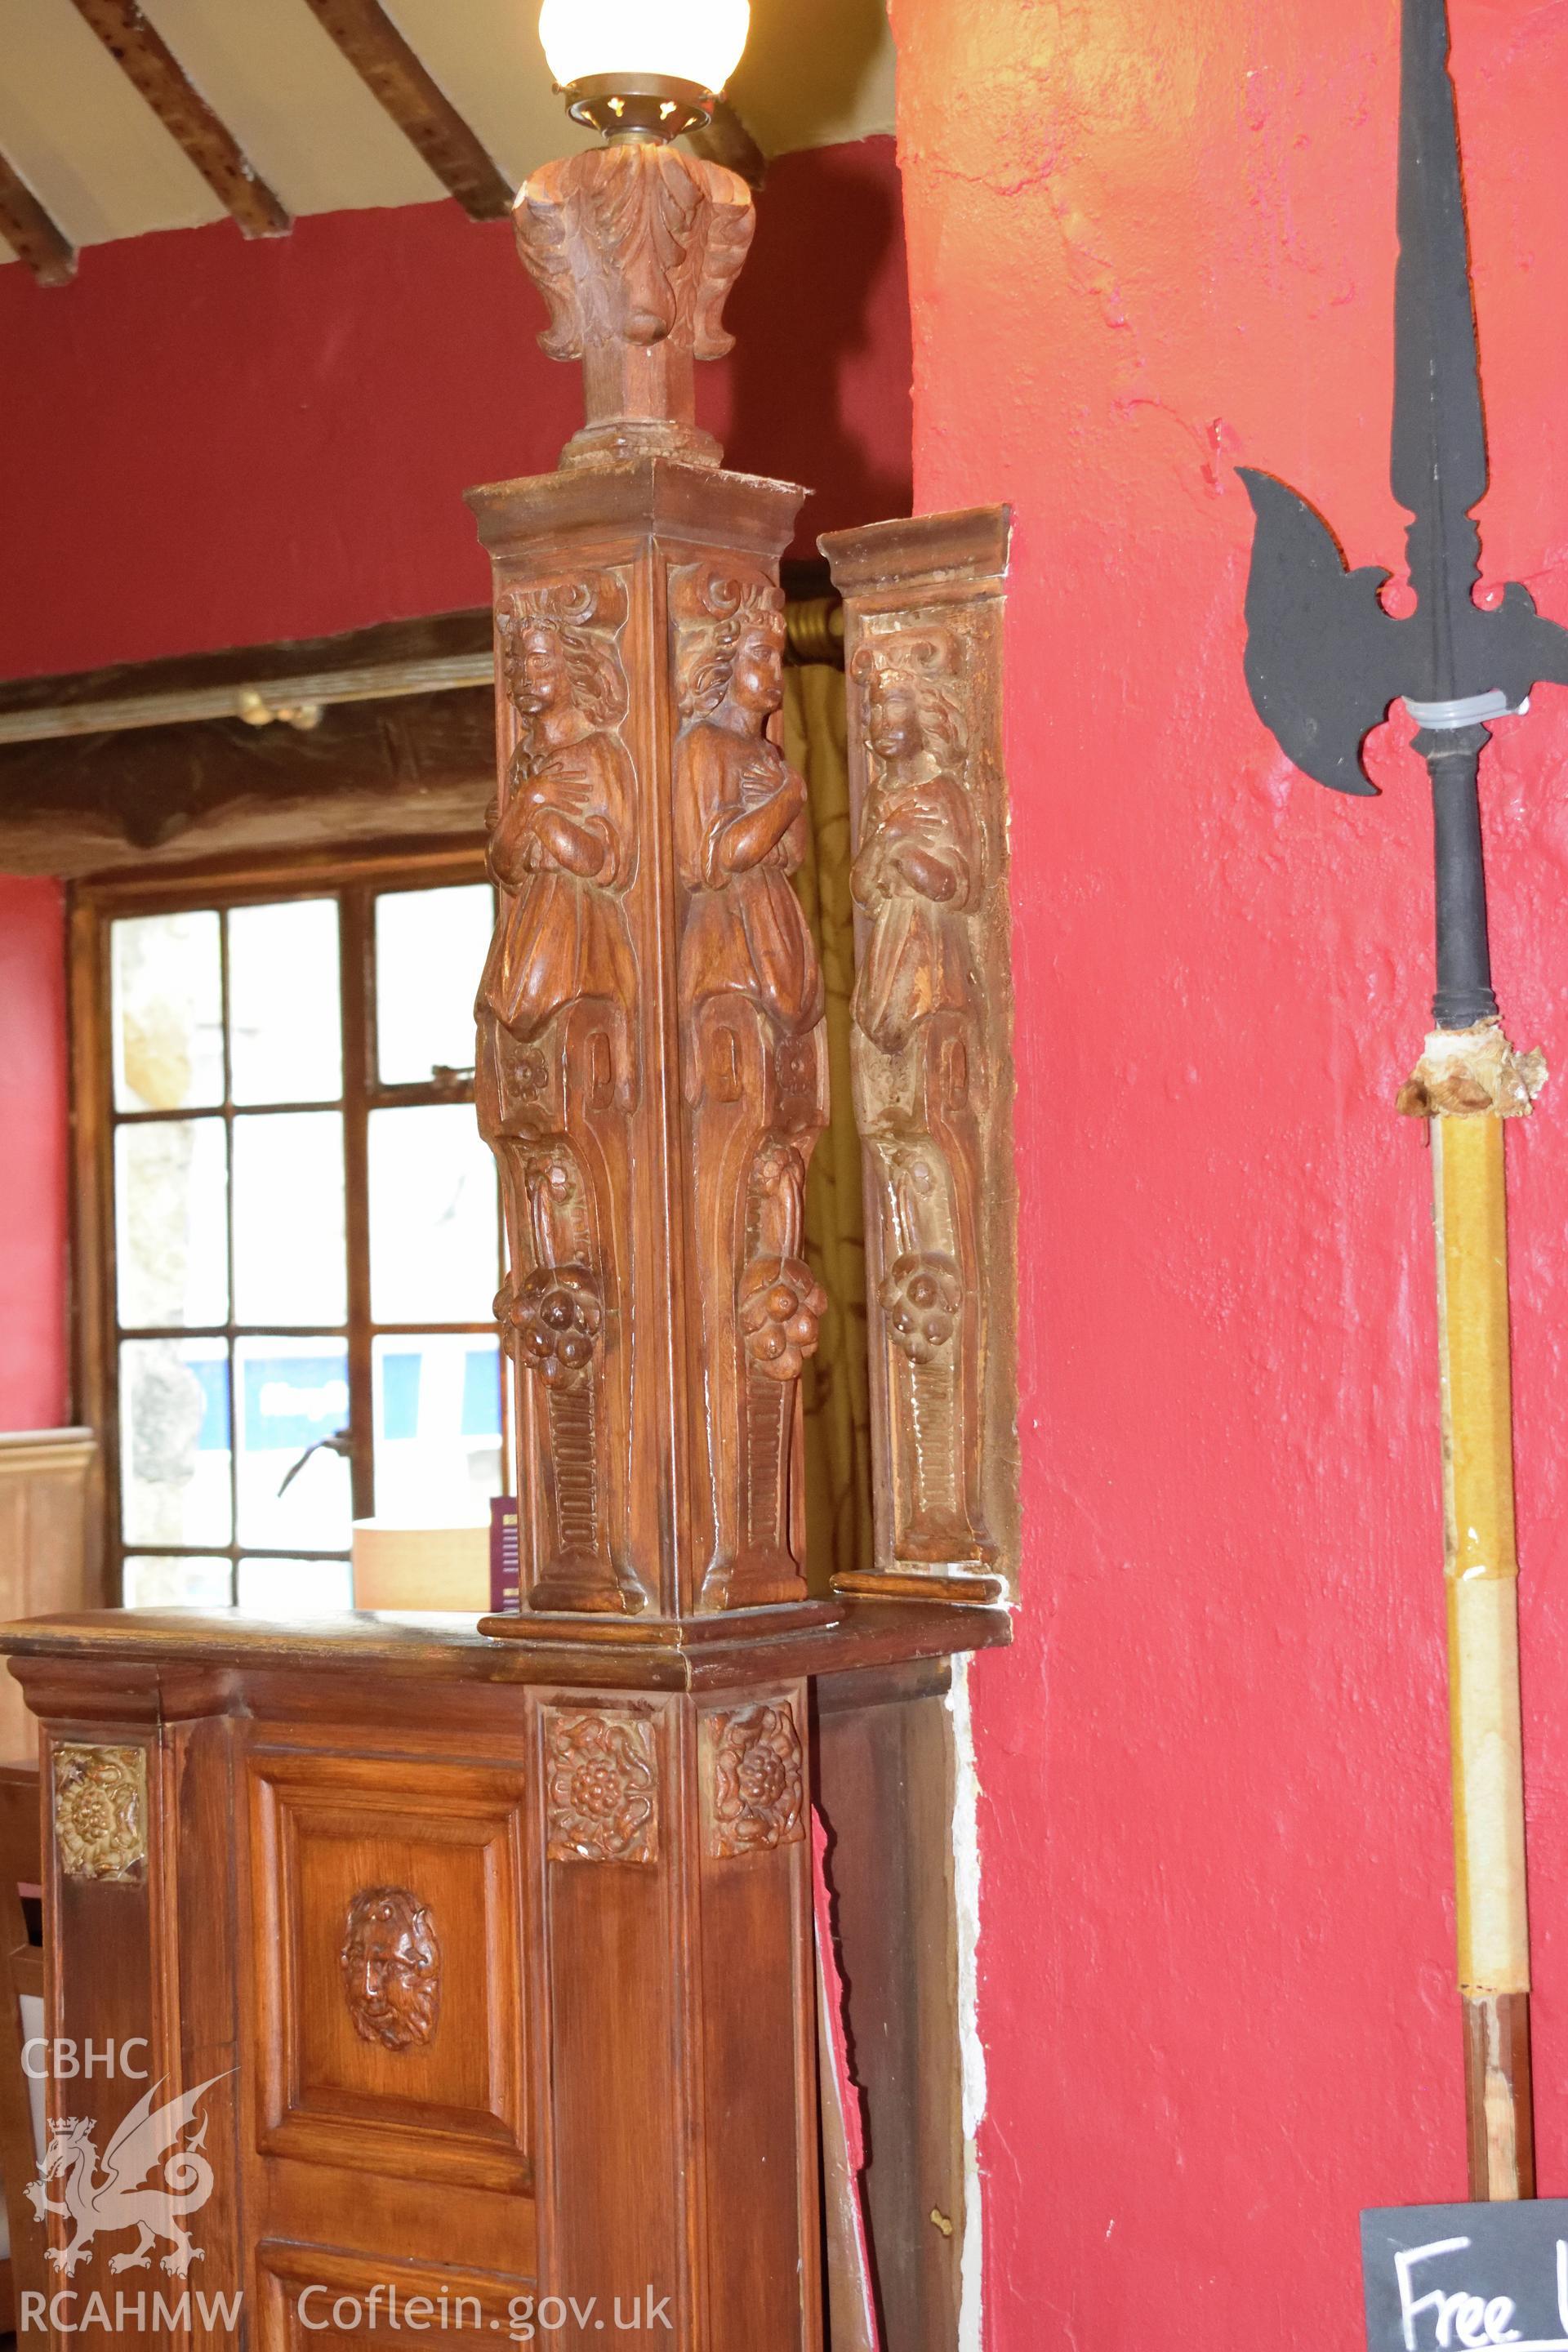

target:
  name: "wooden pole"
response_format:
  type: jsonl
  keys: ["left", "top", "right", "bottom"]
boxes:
{"left": 1415, "top": 1032, "right": 1544, "bottom": 2198}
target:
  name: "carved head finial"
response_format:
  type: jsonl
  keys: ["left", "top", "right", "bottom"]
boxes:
{"left": 514, "top": 145, "right": 755, "bottom": 470}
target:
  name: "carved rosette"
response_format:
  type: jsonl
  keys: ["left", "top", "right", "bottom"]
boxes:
{"left": 340, "top": 1887, "right": 442, "bottom": 2051}
{"left": 514, "top": 143, "right": 754, "bottom": 469}
{"left": 545, "top": 1712, "right": 659, "bottom": 1864}
{"left": 54, "top": 1744, "right": 147, "bottom": 1882}
{"left": 706, "top": 1704, "right": 805, "bottom": 1859}
{"left": 671, "top": 561, "right": 830, "bottom": 1610}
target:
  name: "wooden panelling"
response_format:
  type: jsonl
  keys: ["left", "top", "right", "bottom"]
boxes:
{"left": 816, "top": 1667, "right": 967, "bottom": 2352}
{"left": 0, "top": 1434, "right": 96, "bottom": 1760}
{"left": 257, "top": 2241, "right": 523, "bottom": 2349}
{"left": 248, "top": 1750, "right": 530, "bottom": 2193}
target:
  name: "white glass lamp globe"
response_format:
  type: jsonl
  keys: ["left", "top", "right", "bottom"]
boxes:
{"left": 538, "top": 0, "right": 751, "bottom": 102}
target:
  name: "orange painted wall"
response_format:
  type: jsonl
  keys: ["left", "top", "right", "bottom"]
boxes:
{"left": 888, "top": 0, "right": 1568, "bottom": 2339}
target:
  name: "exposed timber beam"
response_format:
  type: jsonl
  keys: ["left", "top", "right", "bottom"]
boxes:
{"left": 67, "top": 0, "right": 291, "bottom": 240}
{"left": 687, "top": 100, "right": 767, "bottom": 192}
{"left": 0, "top": 152, "right": 77, "bottom": 285}
{"left": 298, "top": 0, "right": 514, "bottom": 221}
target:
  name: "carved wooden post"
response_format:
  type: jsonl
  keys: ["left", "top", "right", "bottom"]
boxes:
{"left": 0, "top": 136, "right": 1021, "bottom": 2352}
{"left": 822, "top": 513, "right": 1020, "bottom": 1606}
{"left": 467, "top": 126, "right": 833, "bottom": 2352}
{"left": 474, "top": 144, "right": 829, "bottom": 1629}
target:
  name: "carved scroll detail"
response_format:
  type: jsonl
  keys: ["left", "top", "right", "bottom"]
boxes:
{"left": 54, "top": 1745, "right": 146, "bottom": 1882}
{"left": 849, "top": 625, "right": 1001, "bottom": 1579}
{"left": 545, "top": 1712, "right": 659, "bottom": 1864}
{"left": 477, "top": 571, "right": 644, "bottom": 1614}
{"left": 340, "top": 1888, "right": 441, "bottom": 2051}
{"left": 515, "top": 144, "right": 754, "bottom": 470}
{"left": 671, "top": 561, "right": 830, "bottom": 1610}
{"left": 706, "top": 1703, "right": 805, "bottom": 1859}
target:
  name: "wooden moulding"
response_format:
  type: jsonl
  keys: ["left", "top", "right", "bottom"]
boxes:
{"left": 820, "top": 509, "right": 1022, "bottom": 1604}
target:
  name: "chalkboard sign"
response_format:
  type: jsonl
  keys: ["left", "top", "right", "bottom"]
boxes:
{"left": 1361, "top": 2200, "right": 1568, "bottom": 2350}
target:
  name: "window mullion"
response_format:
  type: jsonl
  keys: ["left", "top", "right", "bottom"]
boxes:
{"left": 340, "top": 885, "right": 376, "bottom": 1526}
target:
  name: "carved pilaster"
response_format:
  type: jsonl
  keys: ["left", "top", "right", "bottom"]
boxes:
{"left": 672, "top": 559, "right": 830, "bottom": 1609}
{"left": 478, "top": 570, "right": 644, "bottom": 1614}
{"left": 822, "top": 511, "right": 1020, "bottom": 1603}
{"left": 470, "top": 467, "right": 828, "bottom": 1623}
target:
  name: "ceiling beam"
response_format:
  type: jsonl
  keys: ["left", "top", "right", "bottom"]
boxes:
{"left": 0, "top": 153, "right": 77, "bottom": 285}
{"left": 68, "top": 0, "right": 291, "bottom": 240}
{"left": 688, "top": 101, "right": 767, "bottom": 192}
{"left": 299, "top": 0, "right": 514, "bottom": 222}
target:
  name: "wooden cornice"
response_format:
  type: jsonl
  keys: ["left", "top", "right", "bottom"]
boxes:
{"left": 67, "top": 0, "right": 291, "bottom": 241}
{"left": 299, "top": 0, "right": 514, "bottom": 222}
{"left": 0, "top": 151, "right": 76, "bottom": 286}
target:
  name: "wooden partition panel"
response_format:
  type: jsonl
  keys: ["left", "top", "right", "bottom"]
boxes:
{"left": 0, "top": 1435, "right": 96, "bottom": 1759}
{"left": 817, "top": 1664, "right": 968, "bottom": 2352}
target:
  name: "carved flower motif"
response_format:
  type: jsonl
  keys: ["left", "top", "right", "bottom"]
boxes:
{"left": 514, "top": 1048, "right": 550, "bottom": 1097}
{"left": 739, "top": 1257, "right": 827, "bottom": 1382}
{"left": 751, "top": 1139, "right": 804, "bottom": 1200}
{"left": 54, "top": 1746, "right": 146, "bottom": 1882}
{"left": 880, "top": 1253, "right": 962, "bottom": 1364}
{"left": 777, "top": 1038, "right": 817, "bottom": 1096}
{"left": 707, "top": 1704, "right": 804, "bottom": 1858}
{"left": 546, "top": 1713, "right": 658, "bottom": 1864}
{"left": 499, "top": 1265, "right": 602, "bottom": 1386}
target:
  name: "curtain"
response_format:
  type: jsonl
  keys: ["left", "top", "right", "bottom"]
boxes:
{"left": 785, "top": 658, "right": 875, "bottom": 1592}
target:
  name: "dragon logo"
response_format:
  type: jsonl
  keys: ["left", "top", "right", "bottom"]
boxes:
{"left": 24, "top": 2073, "right": 229, "bottom": 2277}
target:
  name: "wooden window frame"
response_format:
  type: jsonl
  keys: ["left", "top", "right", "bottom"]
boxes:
{"left": 69, "top": 835, "right": 502, "bottom": 1607}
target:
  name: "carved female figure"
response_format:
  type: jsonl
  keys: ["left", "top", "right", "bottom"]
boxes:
{"left": 477, "top": 584, "right": 636, "bottom": 1062}
{"left": 476, "top": 575, "right": 643, "bottom": 1613}
{"left": 851, "top": 637, "right": 996, "bottom": 1570}
{"left": 673, "top": 565, "right": 828, "bottom": 1609}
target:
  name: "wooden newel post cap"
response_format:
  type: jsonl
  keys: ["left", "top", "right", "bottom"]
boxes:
{"left": 514, "top": 142, "right": 755, "bottom": 471}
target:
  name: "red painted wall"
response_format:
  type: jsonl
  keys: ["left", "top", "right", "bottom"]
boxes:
{"left": 0, "top": 139, "right": 911, "bottom": 684}
{"left": 0, "top": 880, "right": 68, "bottom": 1431}
{"left": 0, "top": 136, "right": 911, "bottom": 1438}
{"left": 889, "top": 0, "right": 1568, "bottom": 2340}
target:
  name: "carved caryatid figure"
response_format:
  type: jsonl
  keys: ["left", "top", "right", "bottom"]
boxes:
{"left": 850, "top": 634, "right": 996, "bottom": 1570}
{"left": 476, "top": 574, "right": 644, "bottom": 1611}
{"left": 673, "top": 563, "right": 829, "bottom": 1608}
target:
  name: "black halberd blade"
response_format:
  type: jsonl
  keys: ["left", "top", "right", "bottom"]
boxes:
{"left": 1239, "top": 0, "right": 1568, "bottom": 796}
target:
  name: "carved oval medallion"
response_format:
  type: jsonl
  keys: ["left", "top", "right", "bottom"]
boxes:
{"left": 340, "top": 1887, "right": 441, "bottom": 2051}
{"left": 54, "top": 1745, "right": 147, "bottom": 1882}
